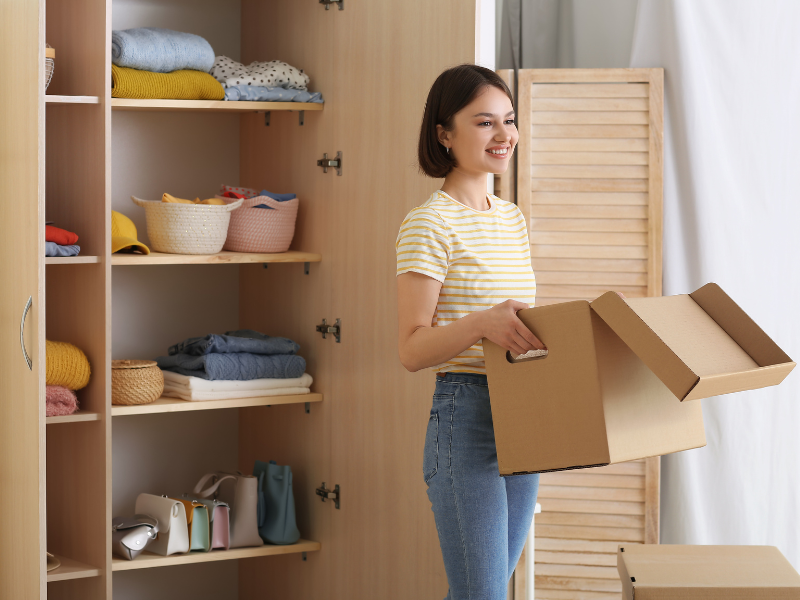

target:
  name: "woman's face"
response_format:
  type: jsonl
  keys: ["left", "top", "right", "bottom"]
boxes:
{"left": 437, "top": 85, "right": 518, "bottom": 176}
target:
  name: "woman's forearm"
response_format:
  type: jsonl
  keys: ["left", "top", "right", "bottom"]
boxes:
{"left": 400, "top": 311, "right": 484, "bottom": 372}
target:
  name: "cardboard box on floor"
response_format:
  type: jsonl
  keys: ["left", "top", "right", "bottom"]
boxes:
{"left": 616, "top": 544, "right": 800, "bottom": 599}
{"left": 483, "top": 283, "right": 795, "bottom": 475}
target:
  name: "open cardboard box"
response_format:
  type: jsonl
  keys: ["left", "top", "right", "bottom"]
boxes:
{"left": 483, "top": 283, "right": 795, "bottom": 475}
{"left": 616, "top": 544, "right": 800, "bottom": 599}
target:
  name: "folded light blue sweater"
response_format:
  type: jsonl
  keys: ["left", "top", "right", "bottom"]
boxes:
{"left": 112, "top": 28, "right": 216, "bottom": 73}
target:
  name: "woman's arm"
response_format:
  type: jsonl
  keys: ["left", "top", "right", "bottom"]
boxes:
{"left": 397, "top": 271, "right": 545, "bottom": 372}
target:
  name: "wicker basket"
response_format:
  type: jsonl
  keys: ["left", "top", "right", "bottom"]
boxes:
{"left": 219, "top": 195, "right": 299, "bottom": 253}
{"left": 45, "top": 45, "right": 55, "bottom": 90}
{"left": 111, "top": 360, "right": 164, "bottom": 406}
{"left": 131, "top": 196, "right": 243, "bottom": 254}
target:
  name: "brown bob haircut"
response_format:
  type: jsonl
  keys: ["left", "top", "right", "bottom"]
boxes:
{"left": 418, "top": 64, "right": 514, "bottom": 179}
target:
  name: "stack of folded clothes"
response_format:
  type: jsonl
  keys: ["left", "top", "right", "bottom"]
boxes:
{"left": 210, "top": 56, "right": 323, "bottom": 103}
{"left": 156, "top": 330, "right": 311, "bottom": 401}
{"left": 111, "top": 27, "right": 225, "bottom": 100}
{"left": 45, "top": 224, "right": 80, "bottom": 257}
{"left": 46, "top": 340, "right": 91, "bottom": 416}
{"left": 111, "top": 28, "right": 322, "bottom": 104}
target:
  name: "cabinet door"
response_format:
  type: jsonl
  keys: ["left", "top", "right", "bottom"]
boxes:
{"left": 0, "top": 0, "right": 46, "bottom": 597}
{"left": 238, "top": 1, "right": 477, "bottom": 598}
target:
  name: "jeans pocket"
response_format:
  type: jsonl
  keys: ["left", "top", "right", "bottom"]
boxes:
{"left": 423, "top": 412, "right": 439, "bottom": 483}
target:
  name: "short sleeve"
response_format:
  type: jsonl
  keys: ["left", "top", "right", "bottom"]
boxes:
{"left": 395, "top": 208, "right": 450, "bottom": 283}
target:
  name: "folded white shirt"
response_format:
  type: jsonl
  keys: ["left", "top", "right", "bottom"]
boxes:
{"left": 161, "top": 370, "right": 313, "bottom": 392}
{"left": 161, "top": 385, "right": 311, "bottom": 402}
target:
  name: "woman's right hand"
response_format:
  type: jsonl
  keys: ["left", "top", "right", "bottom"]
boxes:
{"left": 478, "top": 300, "right": 546, "bottom": 356}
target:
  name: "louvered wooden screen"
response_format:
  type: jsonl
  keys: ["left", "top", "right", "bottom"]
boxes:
{"left": 498, "top": 69, "right": 664, "bottom": 600}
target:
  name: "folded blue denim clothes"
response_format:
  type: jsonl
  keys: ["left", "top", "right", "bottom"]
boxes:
{"left": 168, "top": 332, "right": 299, "bottom": 356}
{"left": 223, "top": 84, "right": 323, "bottom": 103}
{"left": 111, "top": 28, "right": 216, "bottom": 73}
{"left": 45, "top": 242, "right": 81, "bottom": 257}
{"left": 156, "top": 352, "right": 306, "bottom": 380}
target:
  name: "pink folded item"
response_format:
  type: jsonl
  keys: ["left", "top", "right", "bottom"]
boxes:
{"left": 46, "top": 385, "right": 78, "bottom": 417}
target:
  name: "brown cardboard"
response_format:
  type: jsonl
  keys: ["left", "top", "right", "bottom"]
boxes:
{"left": 483, "top": 301, "right": 706, "bottom": 475}
{"left": 483, "top": 283, "right": 795, "bottom": 475}
{"left": 617, "top": 544, "right": 800, "bottom": 599}
{"left": 591, "top": 283, "right": 796, "bottom": 401}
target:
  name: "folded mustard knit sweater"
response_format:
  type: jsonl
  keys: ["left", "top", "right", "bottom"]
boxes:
{"left": 111, "top": 64, "right": 225, "bottom": 100}
{"left": 46, "top": 340, "right": 91, "bottom": 391}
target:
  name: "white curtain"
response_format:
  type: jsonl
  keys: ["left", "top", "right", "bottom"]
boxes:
{"left": 630, "top": 0, "right": 800, "bottom": 566}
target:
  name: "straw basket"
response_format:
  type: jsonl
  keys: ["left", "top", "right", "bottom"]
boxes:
{"left": 111, "top": 360, "right": 164, "bottom": 406}
{"left": 219, "top": 195, "right": 299, "bottom": 253}
{"left": 45, "top": 45, "right": 55, "bottom": 90}
{"left": 131, "top": 196, "right": 243, "bottom": 254}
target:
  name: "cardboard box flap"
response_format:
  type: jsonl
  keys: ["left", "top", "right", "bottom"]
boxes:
{"left": 591, "top": 285, "right": 795, "bottom": 401}
{"left": 618, "top": 545, "right": 800, "bottom": 600}
{"left": 690, "top": 283, "right": 794, "bottom": 367}
{"left": 590, "top": 291, "right": 699, "bottom": 400}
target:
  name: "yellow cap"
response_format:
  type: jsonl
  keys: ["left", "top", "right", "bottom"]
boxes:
{"left": 111, "top": 211, "right": 150, "bottom": 255}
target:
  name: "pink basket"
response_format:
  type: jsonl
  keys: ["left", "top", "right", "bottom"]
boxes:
{"left": 218, "top": 187, "right": 298, "bottom": 253}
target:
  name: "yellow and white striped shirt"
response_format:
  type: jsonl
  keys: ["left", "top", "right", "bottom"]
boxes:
{"left": 396, "top": 190, "right": 536, "bottom": 374}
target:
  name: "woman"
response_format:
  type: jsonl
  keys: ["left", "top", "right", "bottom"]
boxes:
{"left": 395, "top": 64, "right": 546, "bottom": 599}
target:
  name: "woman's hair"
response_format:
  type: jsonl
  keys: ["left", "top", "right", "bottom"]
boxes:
{"left": 418, "top": 64, "right": 514, "bottom": 179}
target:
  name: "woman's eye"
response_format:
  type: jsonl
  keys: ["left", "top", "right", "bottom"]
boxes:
{"left": 505, "top": 119, "right": 517, "bottom": 125}
{"left": 479, "top": 121, "right": 491, "bottom": 126}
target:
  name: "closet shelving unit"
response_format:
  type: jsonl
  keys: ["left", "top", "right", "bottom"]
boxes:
{"left": 32, "top": 0, "right": 327, "bottom": 594}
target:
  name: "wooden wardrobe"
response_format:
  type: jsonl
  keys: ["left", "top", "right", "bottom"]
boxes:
{"left": 0, "top": 0, "right": 482, "bottom": 598}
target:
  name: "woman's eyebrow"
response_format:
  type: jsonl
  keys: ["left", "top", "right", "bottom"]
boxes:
{"left": 472, "top": 111, "right": 516, "bottom": 118}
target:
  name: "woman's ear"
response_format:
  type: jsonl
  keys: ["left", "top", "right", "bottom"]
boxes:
{"left": 436, "top": 124, "right": 451, "bottom": 150}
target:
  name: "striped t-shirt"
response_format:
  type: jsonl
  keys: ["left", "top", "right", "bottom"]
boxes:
{"left": 396, "top": 190, "right": 536, "bottom": 374}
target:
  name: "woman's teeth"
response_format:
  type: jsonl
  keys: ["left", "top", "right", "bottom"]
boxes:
{"left": 488, "top": 148, "right": 508, "bottom": 155}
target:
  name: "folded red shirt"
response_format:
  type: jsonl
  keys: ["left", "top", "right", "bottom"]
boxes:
{"left": 46, "top": 225, "right": 79, "bottom": 246}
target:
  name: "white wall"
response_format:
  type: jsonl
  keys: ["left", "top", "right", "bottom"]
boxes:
{"left": 111, "top": 1, "right": 241, "bottom": 597}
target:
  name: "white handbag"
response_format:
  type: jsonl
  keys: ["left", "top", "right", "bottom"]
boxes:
{"left": 134, "top": 493, "right": 190, "bottom": 556}
{"left": 193, "top": 472, "right": 263, "bottom": 548}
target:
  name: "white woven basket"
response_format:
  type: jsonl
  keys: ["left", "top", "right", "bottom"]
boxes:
{"left": 45, "top": 45, "right": 55, "bottom": 90}
{"left": 131, "top": 196, "right": 244, "bottom": 254}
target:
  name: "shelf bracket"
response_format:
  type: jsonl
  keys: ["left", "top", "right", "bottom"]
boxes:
{"left": 299, "top": 110, "right": 305, "bottom": 126}
{"left": 305, "top": 402, "right": 311, "bottom": 414}
{"left": 319, "top": 0, "right": 344, "bottom": 10}
{"left": 264, "top": 111, "right": 270, "bottom": 126}
{"left": 304, "top": 262, "right": 310, "bottom": 275}
{"left": 262, "top": 263, "right": 268, "bottom": 269}
{"left": 302, "top": 552, "right": 308, "bottom": 561}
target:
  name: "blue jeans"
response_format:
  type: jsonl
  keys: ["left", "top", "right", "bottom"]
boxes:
{"left": 424, "top": 372, "right": 539, "bottom": 600}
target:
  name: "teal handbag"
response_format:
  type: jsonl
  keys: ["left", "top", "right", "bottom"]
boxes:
{"left": 253, "top": 460, "right": 301, "bottom": 545}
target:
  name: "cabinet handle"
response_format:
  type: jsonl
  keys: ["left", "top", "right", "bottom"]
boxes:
{"left": 20, "top": 295, "right": 32, "bottom": 370}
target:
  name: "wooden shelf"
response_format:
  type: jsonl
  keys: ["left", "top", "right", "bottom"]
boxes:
{"left": 111, "top": 250, "right": 321, "bottom": 266}
{"left": 47, "top": 555, "right": 101, "bottom": 582}
{"left": 112, "top": 393, "right": 321, "bottom": 416}
{"left": 46, "top": 95, "right": 101, "bottom": 105}
{"left": 45, "top": 256, "right": 100, "bottom": 265}
{"left": 110, "top": 98, "right": 324, "bottom": 113}
{"left": 111, "top": 540, "right": 321, "bottom": 571}
{"left": 46, "top": 410, "right": 101, "bottom": 424}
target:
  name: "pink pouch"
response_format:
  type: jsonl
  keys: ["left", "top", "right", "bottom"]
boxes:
{"left": 197, "top": 499, "right": 230, "bottom": 550}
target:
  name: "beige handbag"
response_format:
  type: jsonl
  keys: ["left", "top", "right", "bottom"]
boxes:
{"left": 193, "top": 472, "right": 263, "bottom": 548}
{"left": 134, "top": 494, "right": 190, "bottom": 556}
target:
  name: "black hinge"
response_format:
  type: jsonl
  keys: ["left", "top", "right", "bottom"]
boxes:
{"left": 316, "top": 483, "right": 340, "bottom": 509}
{"left": 319, "top": 0, "right": 344, "bottom": 10}
{"left": 316, "top": 318, "right": 341, "bottom": 343}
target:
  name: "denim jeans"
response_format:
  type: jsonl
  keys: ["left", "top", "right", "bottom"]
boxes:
{"left": 424, "top": 372, "right": 540, "bottom": 600}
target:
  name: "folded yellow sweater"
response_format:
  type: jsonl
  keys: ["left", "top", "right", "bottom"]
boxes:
{"left": 111, "top": 64, "right": 225, "bottom": 100}
{"left": 162, "top": 193, "right": 227, "bottom": 205}
{"left": 46, "top": 340, "right": 91, "bottom": 391}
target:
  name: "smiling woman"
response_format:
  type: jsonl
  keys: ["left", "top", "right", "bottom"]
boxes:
{"left": 397, "top": 64, "right": 544, "bottom": 600}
